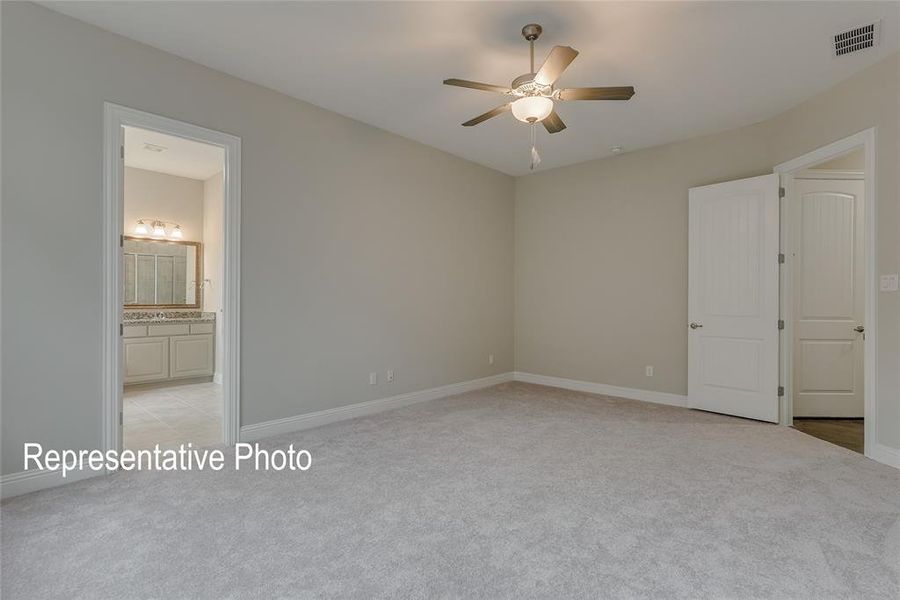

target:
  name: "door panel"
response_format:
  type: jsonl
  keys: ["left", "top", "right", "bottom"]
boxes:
{"left": 792, "top": 178, "right": 864, "bottom": 417}
{"left": 702, "top": 338, "right": 761, "bottom": 391}
{"left": 689, "top": 174, "right": 780, "bottom": 422}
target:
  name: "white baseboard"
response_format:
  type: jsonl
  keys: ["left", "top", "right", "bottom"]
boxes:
{"left": 213, "top": 372, "right": 223, "bottom": 385}
{"left": 1, "top": 463, "right": 103, "bottom": 500}
{"left": 513, "top": 371, "right": 688, "bottom": 408}
{"left": 870, "top": 444, "right": 900, "bottom": 469}
{"left": 240, "top": 372, "right": 514, "bottom": 442}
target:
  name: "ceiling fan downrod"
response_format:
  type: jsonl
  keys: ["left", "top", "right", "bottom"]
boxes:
{"left": 522, "top": 23, "right": 543, "bottom": 73}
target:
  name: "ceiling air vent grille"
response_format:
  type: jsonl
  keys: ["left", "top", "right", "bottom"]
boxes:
{"left": 834, "top": 21, "right": 880, "bottom": 57}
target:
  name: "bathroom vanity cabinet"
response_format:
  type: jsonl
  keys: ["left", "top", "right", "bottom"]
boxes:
{"left": 123, "top": 321, "right": 214, "bottom": 384}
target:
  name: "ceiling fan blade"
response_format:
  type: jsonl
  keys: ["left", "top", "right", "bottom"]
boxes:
{"left": 542, "top": 110, "right": 566, "bottom": 134}
{"left": 462, "top": 104, "right": 511, "bottom": 126}
{"left": 443, "top": 79, "right": 512, "bottom": 94}
{"left": 557, "top": 86, "right": 635, "bottom": 101}
{"left": 534, "top": 46, "right": 579, "bottom": 86}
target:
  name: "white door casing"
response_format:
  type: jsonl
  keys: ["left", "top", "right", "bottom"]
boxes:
{"left": 791, "top": 175, "right": 864, "bottom": 417}
{"left": 688, "top": 174, "right": 780, "bottom": 422}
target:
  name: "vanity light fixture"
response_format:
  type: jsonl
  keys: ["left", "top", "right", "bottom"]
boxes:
{"left": 152, "top": 220, "right": 168, "bottom": 237}
{"left": 133, "top": 219, "right": 149, "bottom": 235}
{"left": 133, "top": 219, "right": 185, "bottom": 239}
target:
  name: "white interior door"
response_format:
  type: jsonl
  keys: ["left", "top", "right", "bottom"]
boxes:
{"left": 791, "top": 175, "right": 864, "bottom": 417}
{"left": 688, "top": 174, "right": 780, "bottom": 422}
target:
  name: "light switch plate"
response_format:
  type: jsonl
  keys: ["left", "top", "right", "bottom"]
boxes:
{"left": 880, "top": 274, "right": 899, "bottom": 292}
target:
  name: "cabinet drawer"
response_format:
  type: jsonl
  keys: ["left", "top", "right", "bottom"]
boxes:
{"left": 190, "top": 323, "right": 214, "bottom": 334}
{"left": 122, "top": 325, "right": 147, "bottom": 338}
{"left": 148, "top": 323, "right": 190, "bottom": 336}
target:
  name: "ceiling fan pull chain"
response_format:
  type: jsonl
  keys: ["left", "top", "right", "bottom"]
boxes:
{"left": 530, "top": 124, "right": 541, "bottom": 170}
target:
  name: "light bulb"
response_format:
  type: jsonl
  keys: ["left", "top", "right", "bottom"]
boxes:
{"left": 511, "top": 96, "right": 554, "bottom": 123}
{"left": 170, "top": 225, "right": 183, "bottom": 239}
{"left": 152, "top": 221, "right": 167, "bottom": 237}
{"left": 134, "top": 220, "right": 149, "bottom": 235}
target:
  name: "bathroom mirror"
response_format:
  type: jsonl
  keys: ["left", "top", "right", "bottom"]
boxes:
{"left": 123, "top": 237, "right": 202, "bottom": 308}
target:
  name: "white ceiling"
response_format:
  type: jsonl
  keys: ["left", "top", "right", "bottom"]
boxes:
{"left": 48, "top": 1, "right": 898, "bottom": 176}
{"left": 124, "top": 126, "right": 224, "bottom": 180}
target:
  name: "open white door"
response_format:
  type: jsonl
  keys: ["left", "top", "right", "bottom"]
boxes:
{"left": 688, "top": 174, "right": 780, "bottom": 422}
{"left": 791, "top": 176, "right": 865, "bottom": 418}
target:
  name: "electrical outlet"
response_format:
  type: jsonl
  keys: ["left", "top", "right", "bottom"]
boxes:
{"left": 880, "top": 274, "right": 899, "bottom": 292}
{"left": 645, "top": 366, "right": 654, "bottom": 377}
{"left": 488, "top": 354, "right": 494, "bottom": 365}
{"left": 386, "top": 369, "right": 394, "bottom": 383}
{"left": 369, "top": 372, "right": 377, "bottom": 385}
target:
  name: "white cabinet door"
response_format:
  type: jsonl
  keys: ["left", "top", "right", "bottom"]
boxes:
{"left": 170, "top": 334, "right": 214, "bottom": 379}
{"left": 688, "top": 174, "right": 780, "bottom": 422}
{"left": 124, "top": 336, "right": 169, "bottom": 383}
{"left": 792, "top": 177, "right": 864, "bottom": 417}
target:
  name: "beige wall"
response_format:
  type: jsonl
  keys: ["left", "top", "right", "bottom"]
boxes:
{"left": 813, "top": 148, "right": 865, "bottom": 171}
{"left": 0, "top": 3, "right": 515, "bottom": 475}
{"left": 516, "top": 52, "right": 900, "bottom": 451}
{"left": 124, "top": 167, "right": 204, "bottom": 241}
{"left": 515, "top": 124, "right": 772, "bottom": 395}
{"left": 202, "top": 171, "right": 224, "bottom": 379}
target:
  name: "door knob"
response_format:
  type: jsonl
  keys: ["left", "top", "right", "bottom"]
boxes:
{"left": 853, "top": 325, "right": 865, "bottom": 333}
{"left": 690, "top": 322, "right": 703, "bottom": 329}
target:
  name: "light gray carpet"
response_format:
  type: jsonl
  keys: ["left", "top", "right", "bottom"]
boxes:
{"left": 2, "top": 382, "right": 899, "bottom": 599}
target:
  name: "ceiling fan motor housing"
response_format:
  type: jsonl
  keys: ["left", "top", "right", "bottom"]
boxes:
{"left": 511, "top": 74, "right": 552, "bottom": 98}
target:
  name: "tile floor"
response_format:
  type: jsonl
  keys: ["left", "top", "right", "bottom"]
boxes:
{"left": 123, "top": 381, "right": 222, "bottom": 451}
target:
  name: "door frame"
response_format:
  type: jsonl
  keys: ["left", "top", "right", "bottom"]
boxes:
{"left": 774, "top": 128, "right": 876, "bottom": 459}
{"left": 102, "top": 103, "right": 242, "bottom": 452}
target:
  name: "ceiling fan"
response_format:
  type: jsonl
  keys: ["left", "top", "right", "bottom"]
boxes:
{"left": 443, "top": 23, "right": 635, "bottom": 167}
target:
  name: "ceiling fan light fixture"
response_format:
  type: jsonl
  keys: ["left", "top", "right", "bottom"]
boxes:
{"left": 511, "top": 96, "right": 554, "bottom": 123}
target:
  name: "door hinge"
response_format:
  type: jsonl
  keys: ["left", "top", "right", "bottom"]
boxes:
{"left": 777, "top": 319, "right": 785, "bottom": 330}
{"left": 119, "top": 411, "right": 124, "bottom": 425}
{"left": 119, "top": 234, "right": 124, "bottom": 248}
{"left": 779, "top": 186, "right": 785, "bottom": 198}
{"left": 120, "top": 145, "right": 124, "bottom": 159}
{"left": 119, "top": 323, "right": 123, "bottom": 336}
{"left": 778, "top": 386, "right": 784, "bottom": 397}
{"left": 778, "top": 253, "right": 785, "bottom": 264}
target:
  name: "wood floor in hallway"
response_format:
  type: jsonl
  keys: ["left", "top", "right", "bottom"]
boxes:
{"left": 793, "top": 418, "right": 863, "bottom": 454}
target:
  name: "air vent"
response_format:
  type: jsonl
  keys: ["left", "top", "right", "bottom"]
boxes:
{"left": 834, "top": 21, "right": 880, "bottom": 57}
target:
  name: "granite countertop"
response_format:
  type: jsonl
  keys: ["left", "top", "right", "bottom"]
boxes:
{"left": 123, "top": 310, "right": 216, "bottom": 325}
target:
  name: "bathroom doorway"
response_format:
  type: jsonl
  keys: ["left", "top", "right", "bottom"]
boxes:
{"left": 776, "top": 130, "right": 877, "bottom": 460}
{"left": 103, "top": 104, "right": 241, "bottom": 454}
{"left": 121, "top": 126, "right": 225, "bottom": 450}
